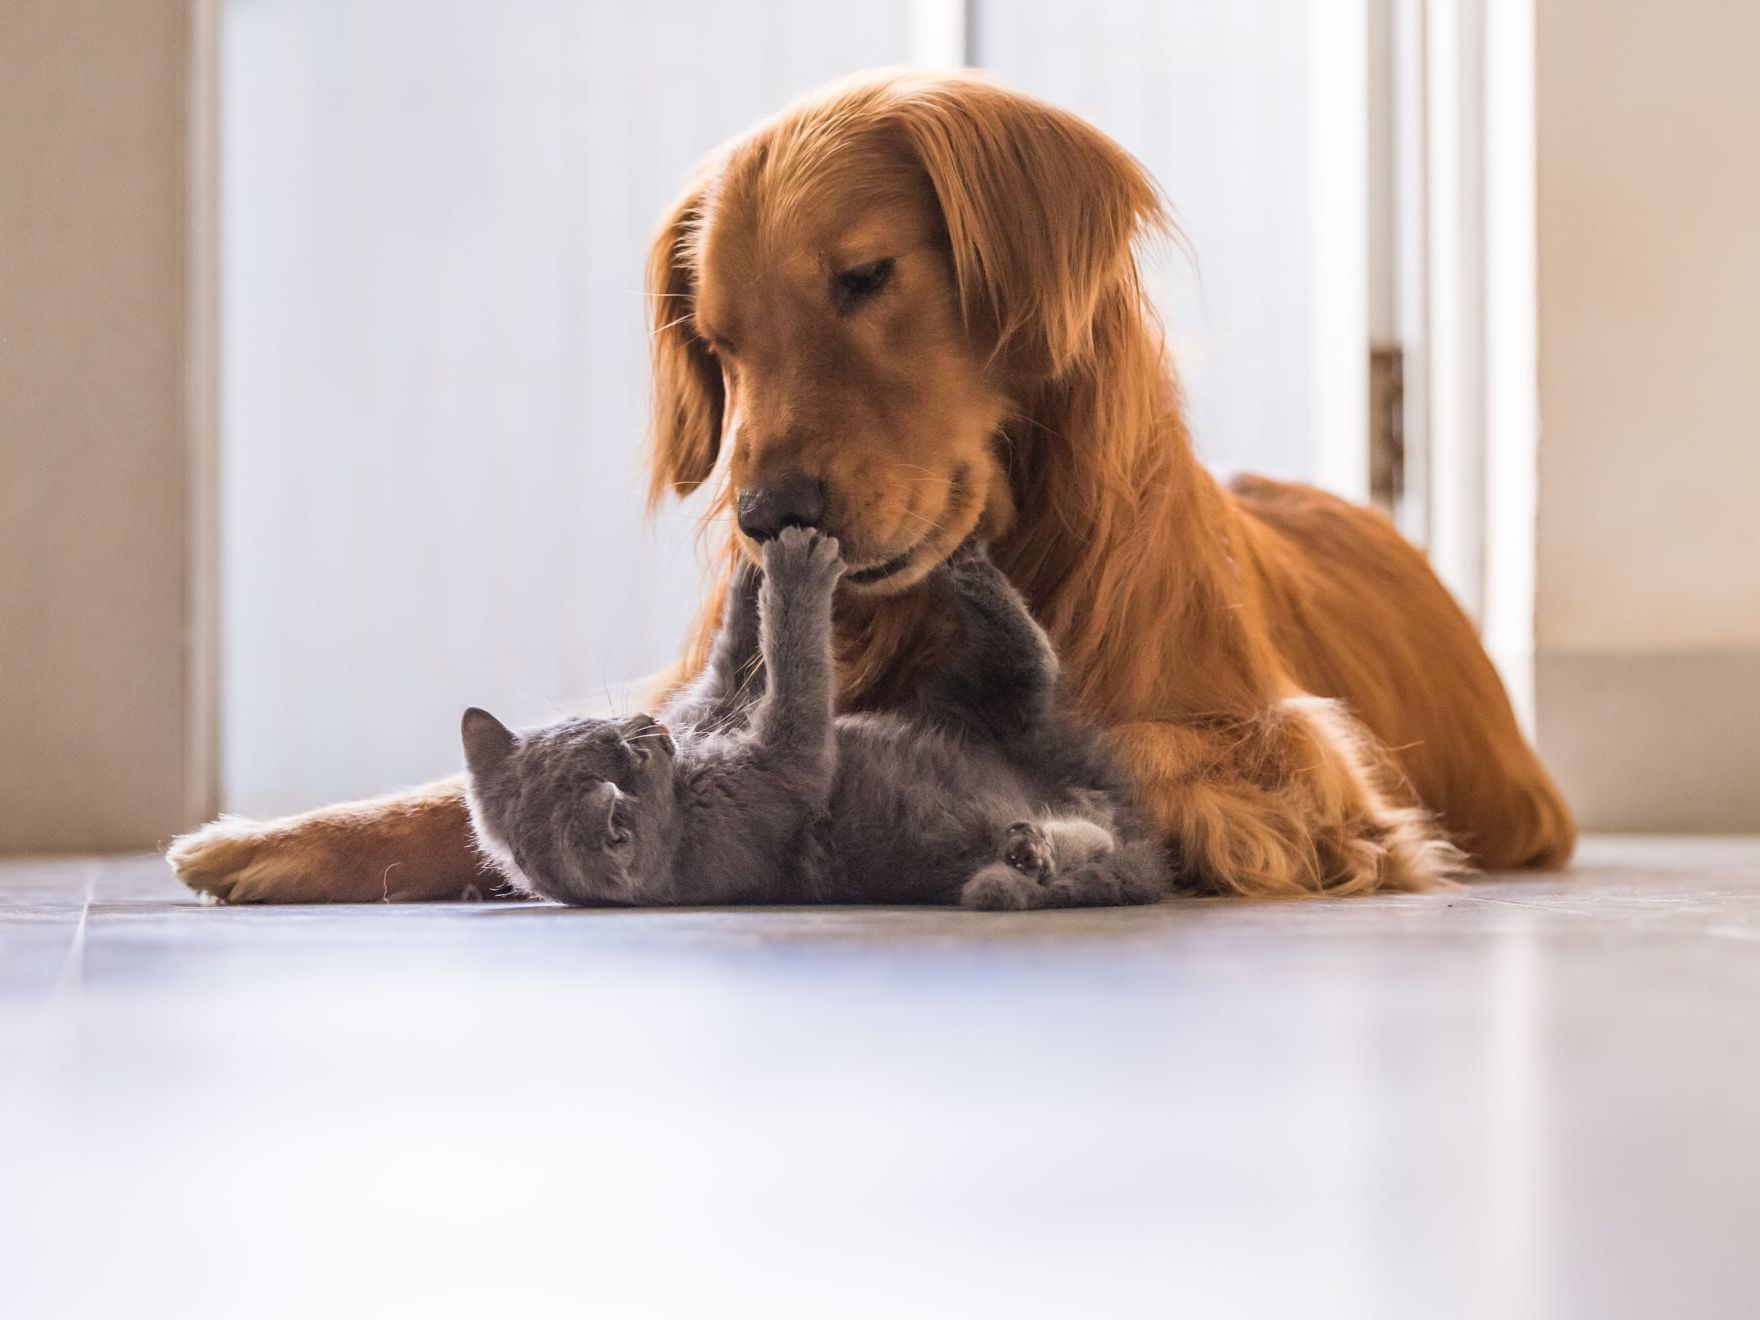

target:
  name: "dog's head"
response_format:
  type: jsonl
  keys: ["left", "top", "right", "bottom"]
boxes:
{"left": 646, "top": 70, "right": 1162, "bottom": 594}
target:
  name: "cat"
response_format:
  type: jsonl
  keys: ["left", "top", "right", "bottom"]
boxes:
{"left": 460, "top": 528, "right": 1170, "bottom": 911}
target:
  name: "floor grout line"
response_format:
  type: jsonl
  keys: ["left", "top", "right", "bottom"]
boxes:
{"left": 47, "top": 861, "right": 97, "bottom": 1001}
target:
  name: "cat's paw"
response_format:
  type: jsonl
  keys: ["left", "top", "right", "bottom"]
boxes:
{"left": 1041, "top": 860, "right": 1164, "bottom": 908}
{"left": 943, "top": 537, "right": 990, "bottom": 568}
{"left": 1003, "top": 820, "right": 1054, "bottom": 879}
{"left": 960, "top": 863, "right": 1047, "bottom": 911}
{"left": 763, "top": 526, "right": 844, "bottom": 588}
{"left": 1040, "top": 817, "right": 1116, "bottom": 869}
{"left": 930, "top": 540, "right": 1012, "bottom": 603}
{"left": 933, "top": 538, "right": 992, "bottom": 582}
{"left": 1042, "top": 865, "right": 1127, "bottom": 908}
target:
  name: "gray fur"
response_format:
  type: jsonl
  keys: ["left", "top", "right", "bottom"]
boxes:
{"left": 461, "top": 529, "right": 1170, "bottom": 911}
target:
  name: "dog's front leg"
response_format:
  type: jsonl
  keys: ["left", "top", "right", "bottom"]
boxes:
{"left": 1108, "top": 702, "right": 1467, "bottom": 897}
{"left": 169, "top": 776, "right": 496, "bottom": 904}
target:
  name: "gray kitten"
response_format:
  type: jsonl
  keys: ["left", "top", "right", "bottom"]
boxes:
{"left": 460, "top": 529, "right": 1169, "bottom": 911}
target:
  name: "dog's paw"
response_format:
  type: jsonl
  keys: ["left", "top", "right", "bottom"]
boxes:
{"left": 168, "top": 815, "right": 294, "bottom": 904}
{"left": 168, "top": 807, "right": 488, "bottom": 904}
{"left": 169, "top": 814, "right": 395, "bottom": 904}
{"left": 763, "top": 526, "right": 844, "bottom": 587}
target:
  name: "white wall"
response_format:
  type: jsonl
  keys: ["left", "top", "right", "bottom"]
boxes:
{"left": 1534, "top": 0, "right": 1760, "bottom": 829}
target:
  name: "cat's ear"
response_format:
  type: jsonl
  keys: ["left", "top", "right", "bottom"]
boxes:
{"left": 460, "top": 707, "right": 515, "bottom": 779}
{"left": 585, "top": 782, "right": 631, "bottom": 849}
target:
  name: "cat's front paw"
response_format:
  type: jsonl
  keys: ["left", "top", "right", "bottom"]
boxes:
{"left": 763, "top": 526, "right": 844, "bottom": 589}
{"left": 930, "top": 538, "right": 1003, "bottom": 595}
{"left": 932, "top": 537, "right": 990, "bottom": 579}
{"left": 942, "top": 538, "right": 990, "bottom": 569}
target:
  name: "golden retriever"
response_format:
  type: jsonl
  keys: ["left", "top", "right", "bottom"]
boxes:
{"left": 172, "top": 70, "right": 1573, "bottom": 903}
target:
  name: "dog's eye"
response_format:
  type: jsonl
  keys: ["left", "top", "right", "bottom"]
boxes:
{"left": 831, "top": 257, "right": 896, "bottom": 314}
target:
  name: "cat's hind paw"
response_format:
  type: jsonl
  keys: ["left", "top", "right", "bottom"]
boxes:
{"left": 1043, "top": 860, "right": 1165, "bottom": 909}
{"left": 1002, "top": 820, "right": 1053, "bottom": 879}
{"left": 960, "top": 863, "right": 1047, "bottom": 911}
{"left": 931, "top": 538, "right": 995, "bottom": 587}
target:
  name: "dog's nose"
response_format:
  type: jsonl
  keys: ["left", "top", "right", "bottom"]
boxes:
{"left": 736, "top": 472, "right": 827, "bottom": 541}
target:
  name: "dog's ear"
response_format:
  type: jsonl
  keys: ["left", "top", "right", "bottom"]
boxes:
{"left": 892, "top": 76, "right": 1164, "bottom": 380}
{"left": 645, "top": 167, "right": 726, "bottom": 507}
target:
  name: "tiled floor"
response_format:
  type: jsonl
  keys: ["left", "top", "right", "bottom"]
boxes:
{"left": 3, "top": 838, "right": 1759, "bottom": 1319}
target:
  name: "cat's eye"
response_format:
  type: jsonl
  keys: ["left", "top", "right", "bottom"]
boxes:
{"left": 830, "top": 257, "right": 896, "bottom": 314}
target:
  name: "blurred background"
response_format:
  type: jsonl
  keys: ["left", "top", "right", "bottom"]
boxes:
{"left": 3, "top": 0, "right": 1757, "bottom": 848}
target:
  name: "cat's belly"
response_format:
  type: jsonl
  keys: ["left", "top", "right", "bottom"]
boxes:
{"left": 819, "top": 717, "right": 1041, "bottom": 903}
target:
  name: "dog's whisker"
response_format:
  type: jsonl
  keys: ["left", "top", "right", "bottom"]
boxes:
{"left": 896, "top": 507, "right": 950, "bottom": 535}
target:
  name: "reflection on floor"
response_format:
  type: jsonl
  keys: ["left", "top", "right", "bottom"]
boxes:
{"left": 3, "top": 838, "right": 1758, "bottom": 1319}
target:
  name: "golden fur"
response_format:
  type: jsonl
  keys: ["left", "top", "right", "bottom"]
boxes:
{"left": 170, "top": 70, "right": 1573, "bottom": 903}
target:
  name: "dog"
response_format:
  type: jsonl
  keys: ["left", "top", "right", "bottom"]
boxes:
{"left": 171, "top": 69, "right": 1573, "bottom": 904}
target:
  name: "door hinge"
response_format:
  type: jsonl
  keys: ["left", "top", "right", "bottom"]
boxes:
{"left": 1369, "top": 344, "right": 1405, "bottom": 514}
